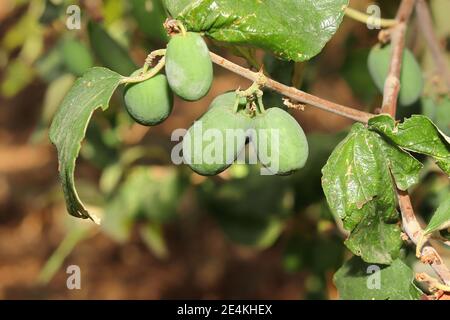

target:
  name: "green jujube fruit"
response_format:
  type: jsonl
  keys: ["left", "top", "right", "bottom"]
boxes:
{"left": 254, "top": 108, "right": 309, "bottom": 175}
{"left": 166, "top": 32, "right": 213, "bottom": 101}
{"left": 123, "top": 71, "right": 173, "bottom": 126}
{"left": 207, "top": 91, "right": 247, "bottom": 111}
{"left": 368, "top": 44, "right": 424, "bottom": 106}
{"left": 60, "top": 38, "right": 94, "bottom": 76}
{"left": 183, "top": 93, "right": 251, "bottom": 175}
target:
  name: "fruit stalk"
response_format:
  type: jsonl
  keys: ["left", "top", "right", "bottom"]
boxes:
{"left": 142, "top": 49, "right": 167, "bottom": 73}
{"left": 121, "top": 56, "right": 166, "bottom": 84}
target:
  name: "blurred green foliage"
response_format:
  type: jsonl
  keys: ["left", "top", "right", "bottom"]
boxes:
{"left": 1, "top": 0, "right": 449, "bottom": 299}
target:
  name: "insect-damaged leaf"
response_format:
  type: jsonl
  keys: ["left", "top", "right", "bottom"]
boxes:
{"left": 49, "top": 67, "right": 123, "bottom": 220}
{"left": 168, "top": 0, "right": 349, "bottom": 62}
{"left": 322, "top": 123, "right": 422, "bottom": 264}
{"left": 369, "top": 115, "right": 450, "bottom": 175}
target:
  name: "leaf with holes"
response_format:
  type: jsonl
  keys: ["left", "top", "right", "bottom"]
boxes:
{"left": 322, "top": 123, "right": 422, "bottom": 264}
{"left": 369, "top": 115, "right": 450, "bottom": 175}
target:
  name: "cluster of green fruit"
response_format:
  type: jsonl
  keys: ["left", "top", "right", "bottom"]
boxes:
{"left": 123, "top": 31, "right": 213, "bottom": 125}
{"left": 123, "top": 30, "right": 308, "bottom": 176}
{"left": 182, "top": 92, "right": 309, "bottom": 176}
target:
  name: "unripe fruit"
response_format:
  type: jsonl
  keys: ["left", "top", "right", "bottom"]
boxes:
{"left": 368, "top": 44, "right": 424, "bottom": 106}
{"left": 254, "top": 108, "right": 308, "bottom": 175}
{"left": 123, "top": 70, "right": 173, "bottom": 126}
{"left": 207, "top": 91, "right": 247, "bottom": 111}
{"left": 183, "top": 93, "right": 251, "bottom": 175}
{"left": 166, "top": 32, "right": 213, "bottom": 101}
{"left": 60, "top": 38, "right": 94, "bottom": 76}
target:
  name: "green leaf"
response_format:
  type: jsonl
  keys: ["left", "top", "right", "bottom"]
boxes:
{"left": 334, "top": 257, "right": 423, "bottom": 300}
{"left": 37, "top": 221, "right": 91, "bottom": 284}
{"left": 344, "top": 213, "right": 403, "bottom": 266}
{"left": 102, "top": 165, "right": 184, "bottom": 241}
{"left": 200, "top": 166, "right": 292, "bottom": 248}
{"left": 369, "top": 114, "right": 450, "bottom": 175}
{"left": 220, "top": 43, "right": 260, "bottom": 70}
{"left": 49, "top": 67, "right": 123, "bottom": 220}
{"left": 1, "top": 59, "right": 34, "bottom": 97}
{"left": 322, "top": 124, "right": 422, "bottom": 264}
{"left": 140, "top": 223, "right": 169, "bottom": 259}
{"left": 88, "top": 21, "right": 137, "bottom": 76}
{"left": 424, "top": 196, "right": 450, "bottom": 235}
{"left": 174, "top": 0, "right": 349, "bottom": 62}
{"left": 131, "top": 0, "right": 169, "bottom": 43}
{"left": 163, "top": 0, "right": 192, "bottom": 17}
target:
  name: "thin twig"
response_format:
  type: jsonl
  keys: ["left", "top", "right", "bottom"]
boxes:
{"left": 415, "top": 0, "right": 450, "bottom": 92}
{"left": 381, "top": 0, "right": 450, "bottom": 287}
{"left": 210, "top": 52, "right": 374, "bottom": 123}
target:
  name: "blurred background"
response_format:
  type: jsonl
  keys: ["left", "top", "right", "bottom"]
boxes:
{"left": 0, "top": 0, "right": 448, "bottom": 299}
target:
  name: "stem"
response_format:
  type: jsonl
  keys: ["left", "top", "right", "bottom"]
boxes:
{"left": 415, "top": 0, "right": 450, "bottom": 92}
{"left": 381, "top": 0, "right": 450, "bottom": 287}
{"left": 210, "top": 52, "right": 374, "bottom": 123}
{"left": 380, "top": 0, "right": 415, "bottom": 116}
{"left": 398, "top": 190, "right": 450, "bottom": 286}
{"left": 121, "top": 56, "right": 166, "bottom": 84}
{"left": 344, "top": 7, "right": 398, "bottom": 28}
{"left": 237, "top": 81, "right": 261, "bottom": 98}
{"left": 256, "top": 92, "right": 265, "bottom": 113}
{"left": 142, "top": 49, "right": 166, "bottom": 73}
{"left": 37, "top": 227, "right": 90, "bottom": 284}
